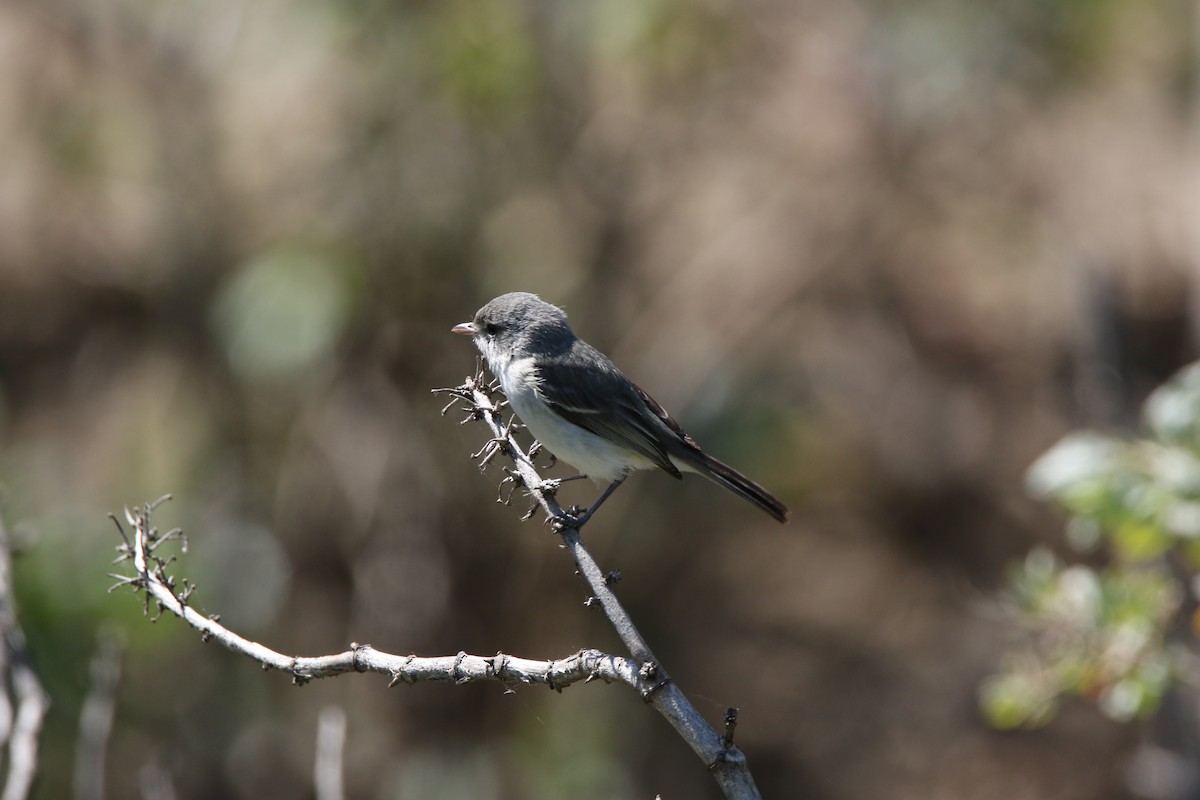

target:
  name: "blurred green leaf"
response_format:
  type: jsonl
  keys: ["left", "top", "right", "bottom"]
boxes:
{"left": 1025, "top": 432, "right": 1118, "bottom": 503}
{"left": 1143, "top": 445, "right": 1200, "bottom": 496}
{"left": 1111, "top": 521, "right": 1170, "bottom": 563}
{"left": 1145, "top": 362, "right": 1200, "bottom": 449}
{"left": 1065, "top": 516, "right": 1102, "bottom": 551}
{"left": 988, "top": 521, "right": 1183, "bottom": 728}
{"left": 978, "top": 672, "right": 1056, "bottom": 730}
{"left": 1098, "top": 651, "right": 1171, "bottom": 722}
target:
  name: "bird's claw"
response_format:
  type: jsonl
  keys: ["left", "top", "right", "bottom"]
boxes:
{"left": 548, "top": 512, "right": 577, "bottom": 531}
{"left": 548, "top": 505, "right": 588, "bottom": 531}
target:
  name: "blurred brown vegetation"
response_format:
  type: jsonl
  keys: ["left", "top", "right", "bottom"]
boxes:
{"left": 1, "top": 0, "right": 1198, "bottom": 798}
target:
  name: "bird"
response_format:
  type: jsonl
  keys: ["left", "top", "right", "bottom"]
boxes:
{"left": 452, "top": 292, "right": 789, "bottom": 526}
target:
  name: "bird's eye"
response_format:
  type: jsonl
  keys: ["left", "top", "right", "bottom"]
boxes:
{"left": 484, "top": 322, "right": 500, "bottom": 335}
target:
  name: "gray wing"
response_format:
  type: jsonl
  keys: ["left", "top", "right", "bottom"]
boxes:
{"left": 535, "top": 353, "right": 683, "bottom": 479}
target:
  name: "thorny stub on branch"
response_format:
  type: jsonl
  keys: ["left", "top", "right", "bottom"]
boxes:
{"left": 432, "top": 366, "right": 572, "bottom": 524}
{"left": 107, "top": 495, "right": 191, "bottom": 619}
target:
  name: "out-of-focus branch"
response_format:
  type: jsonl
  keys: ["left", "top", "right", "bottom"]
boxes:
{"left": 3, "top": 666, "right": 45, "bottom": 800}
{"left": 137, "top": 762, "right": 177, "bottom": 800}
{"left": 313, "top": 706, "right": 346, "bottom": 800}
{"left": 433, "top": 369, "right": 763, "bottom": 800}
{"left": 109, "top": 497, "right": 640, "bottom": 692}
{"left": 74, "top": 631, "right": 124, "bottom": 800}
{"left": 0, "top": 511, "right": 49, "bottom": 800}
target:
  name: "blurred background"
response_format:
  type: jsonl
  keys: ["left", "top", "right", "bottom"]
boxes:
{"left": 1, "top": 0, "right": 1198, "bottom": 797}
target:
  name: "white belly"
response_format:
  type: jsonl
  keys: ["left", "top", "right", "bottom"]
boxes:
{"left": 498, "top": 356, "right": 655, "bottom": 482}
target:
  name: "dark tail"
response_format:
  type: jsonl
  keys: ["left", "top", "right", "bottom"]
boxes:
{"left": 690, "top": 451, "right": 789, "bottom": 523}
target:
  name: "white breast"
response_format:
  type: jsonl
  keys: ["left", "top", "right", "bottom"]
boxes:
{"left": 495, "top": 355, "right": 655, "bottom": 482}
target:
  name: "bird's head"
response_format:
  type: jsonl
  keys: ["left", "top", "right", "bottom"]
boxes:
{"left": 452, "top": 292, "right": 573, "bottom": 368}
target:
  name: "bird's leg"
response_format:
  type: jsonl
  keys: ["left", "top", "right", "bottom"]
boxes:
{"left": 553, "top": 476, "right": 627, "bottom": 530}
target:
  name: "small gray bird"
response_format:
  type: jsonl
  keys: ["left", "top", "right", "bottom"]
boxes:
{"left": 452, "top": 292, "right": 789, "bottom": 525}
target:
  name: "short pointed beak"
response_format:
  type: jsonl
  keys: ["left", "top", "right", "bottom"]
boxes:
{"left": 451, "top": 322, "right": 476, "bottom": 336}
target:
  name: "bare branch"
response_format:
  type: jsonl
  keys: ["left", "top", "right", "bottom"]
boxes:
{"left": 109, "top": 501, "right": 642, "bottom": 693}
{"left": 432, "top": 371, "right": 764, "bottom": 800}
{"left": 107, "top": 367, "right": 763, "bottom": 799}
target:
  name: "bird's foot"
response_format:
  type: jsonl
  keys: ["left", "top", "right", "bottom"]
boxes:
{"left": 548, "top": 504, "right": 592, "bottom": 531}
{"left": 546, "top": 477, "right": 624, "bottom": 531}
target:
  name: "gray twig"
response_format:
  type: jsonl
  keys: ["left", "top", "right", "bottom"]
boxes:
{"left": 108, "top": 367, "right": 762, "bottom": 800}
{"left": 109, "top": 499, "right": 639, "bottom": 692}
{"left": 432, "top": 371, "right": 763, "bottom": 800}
